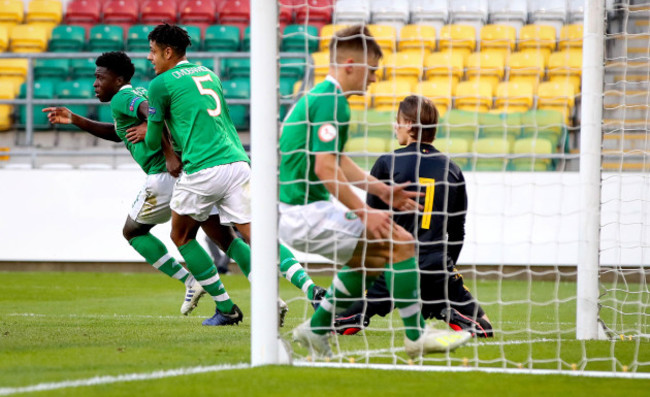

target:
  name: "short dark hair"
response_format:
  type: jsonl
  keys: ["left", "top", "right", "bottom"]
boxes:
{"left": 398, "top": 95, "right": 439, "bottom": 143}
{"left": 330, "top": 25, "right": 383, "bottom": 62}
{"left": 95, "top": 51, "right": 135, "bottom": 82}
{"left": 148, "top": 23, "right": 192, "bottom": 57}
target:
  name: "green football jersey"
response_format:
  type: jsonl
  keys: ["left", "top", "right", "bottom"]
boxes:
{"left": 111, "top": 85, "right": 167, "bottom": 175}
{"left": 279, "top": 76, "right": 350, "bottom": 205}
{"left": 147, "top": 61, "right": 249, "bottom": 174}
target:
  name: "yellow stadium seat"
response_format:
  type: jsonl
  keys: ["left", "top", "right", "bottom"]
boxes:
{"left": 559, "top": 24, "right": 583, "bottom": 50}
{"left": 0, "top": 104, "right": 11, "bottom": 130}
{"left": 0, "top": 58, "right": 27, "bottom": 78}
{"left": 480, "top": 24, "right": 516, "bottom": 56}
{"left": 548, "top": 49, "right": 583, "bottom": 93}
{"left": 0, "top": 76, "right": 23, "bottom": 95}
{"left": 398, "top": 24, "right": 436, "bottom": 53}
{"left": 0, "top": 25, "right": 8, "bottom": 51}
{"left": 455, "top": 80, "right": 493, "bottom": 113}
{"left": 367, "top": 24, "right": 397, "bottom": 54}
{"left": 494, "top": 81, "right": 534, "bottom": 113}
{"left": 466, "top": 51, "right": 505, "bottom": 89}
{"left": 414, "top": 79, "right": 454, "bottom": 117}
{"left": 537, "top": 81, "right": 575, "bottom": 123}
{"left": 424, "top": 51, "right": 464, "bottom": 84}
{"left": 433, "top": 136, "right": 471, "bottom": 169}
{"left": 371, "top": 79, "right": 413, "bottom": 112}
{"left": 473, "top": 137, "right": 510, "bottom": 171}
{"left": 10, "top": 24, "right": 48, "bottom": 52}
{"left": 345, "top": 137, "right": 389, "bottom": 153}
{"left": 310, "top": 51, "right": 330, "bottom": 81}
{"left": 26, "top": 0, "right": 62, "bottom": 25}
{"left": 439, "top": 24, "right": 476, "bottom": 60}
{"left": 518, "top": 24, "right": 556, "bottom": 61}
{"left": 319, "top": 24, "right": 348, "bottom": 51}
{"left": 0, "top": 0, "right": 23, "bottom": 27}
{"left": 348, "top": 92, "right": 371, "bottom": 111}
{"left": 512, "top": 137, "right": 554, "bottom": 171}
{"left": 0, "top": 78, "right": 13, "bottom": 130}
{"left": 507, "top": 51, "right": 546, "bottom": 90}
{"left": 383, "top": 51, "right": 424, "bottom": 85}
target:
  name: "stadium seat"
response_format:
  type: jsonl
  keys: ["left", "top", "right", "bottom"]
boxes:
{"left": 455, "top": 80, "right": 493, "bottom": 113}
{"left": 480, "top": 24, "right": 516, "bottom": 57}
{"left": 548, "top": 49, "right": 582, "bottom": 92}
{"left": 367, "top": 24, "right": 397, "bottom": 54}
{"left": 333, "top": 0, "right": 370, "bottom": 25}
{"left": 279, "top": 56, "right": 306, "bottom": 80}
{"left": 223, "top": 58, "right": 250, "bottom": 79}
{"left": 398, "top": 25, "right": 436, "bottom": 54}
{"left": 488, "top": 0, "right": 527, "bottom": 33}
{"left": 241, "top": 25, "right": 251, "bottom": 51}
{"left": 424, "top": 52, "right": 464, "bottom": 85}
{"left": 512, "top": 137, "right": 554, "bottom": 171}
{"left": 414, "top": 79, "right": 454, "bottom": 117}
{"left": 179, "top": 0, "right": 217, "bottom": 32}
{"left": 520, "top": 109, "right": 565, "bottom": 148}
{"left": 281, "top": 24, "right": 319, "bottom": 53}
{"left": 494, "top": 81, "right": 534, "bottom": 113}
{"left": 0, "top": 25, "right": 8, "bottom": 52}
{"left": 449, "top": 0, "right": 489, "bottom": 38}
{"left": 102, "top": 0, "right": 139, "bottom": 34}
{"left": 370, "top": 0, "right": 409, "bottom": 32}
{"left": 0, "top": 58, "right": 27, "bottom": 88}
{"left": 70, "top": 58, "right": 98, "bottom": 79}
{"left": 507, "top": 51, "right": 546, "bottom": 91}
{"left": 347, "top": 91, "right": 371, "bottom": 111}
{"left": 55, "top": 79, "right": 95, "bottom": 131}
{"left": 344, "top": 136, "right": 387, "bottom": 170}
{"left": 568, "top": 0, "right": 584, "bottom": 24}
{"left": 204, "top": 25, "right": 240, "bottom": 52}
{"left": 433, "top": 136, "right": 471, "bottom": 170}
{"left": 131, "top": 58, "right": 153, "bottom": 79}
{"left": 383, "top": 51, "right": 424, "bottom": 85}
{"left": 371, "top": 79, "right": 412, "bottom": 112}
{"left": 49, "top": 25, "right": 86, "bottom": 52}
{"left": 518, "top": 24, "right": 557, "bottom": 62}
{"left": 438, "top": 109, "right": 480, "bottom": 142}
{"left": 0, "top": 0, "right": 23, "bottom": 29}
{"left": 409, "top": 0, "right": 449, "bottom": 36}
{"left": 64, "top": 0, "right": 101, "bottom": 31}
{"left": 10, "top": 25, "right": 48, "bottom": 52}
{"left": 0, "top": 79, "right": 15, "bottom": 130}
{"left": 17, "top": 80, "right": 54, "bottom": 130}
{"left": 26, "top": 0, "right": 63, "bottom": 31}
{"left": 141, "top": 0, "right": 178, "bottom": 25}
{"left": 277, "top": 1, "right": 293, "bottom": 33}
{"left": 473, "top": 137, "right": 510, "bottom": 171}
{"left": 529, "top": 0, "right": 567, "bottom": 38}
{"left": 295, "top": 0, "right": 334, "bottom": 31}
{"left": 465, "top": 51, "right": 505, "bottom": 89}
{"left": 34, "top": 58, "right": 69, "bottom": 81}
{"left": 559, "top": 24, "right": 583, "bottom": 50}
{"left": 318, "top": 23, "right": 347, "bottom": 52}
{"left": 310, "top": 50, "right": 330, "bottom": 82}
{"left": 438, "top": 24, "right": 477, "bottom": 60}
{"left": 221, "top": 77, "right": 250, "bottom": 130}
{"left": 127, "top": 25, "right": 156, "bottom": 52}
{"left": 179, "top": 24, "right": 202, "bottom": 51}
{"left": 479, "top": 111, "right": 521, "bottom": 149}
{"left": 88, "top": 25, "right": 124, "bottom": 52}
{"left": 279, "top": 76, "right": 299, "bottom": 98}
{"left": 537, "top": 81, "right": 575, "bottom": 124}
{"left": 218, "top": 0, "right": 250, "bottom": 33}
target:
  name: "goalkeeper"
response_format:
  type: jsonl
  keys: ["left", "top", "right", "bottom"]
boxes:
{"left": 280, "top": 25, "right": 471, "bottom": 359}
{"left": 334, "top": 95, "right": 493, "bottom": 338}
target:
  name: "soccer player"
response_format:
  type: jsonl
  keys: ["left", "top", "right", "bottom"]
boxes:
{"left": 279, "top": 25, "right": 471, "bottom": 359}
{"left": 143, "top": 24, "right": 323, "bottom": 326}
{"left": 333, "top": 95, "right": 493, "bottom": 338}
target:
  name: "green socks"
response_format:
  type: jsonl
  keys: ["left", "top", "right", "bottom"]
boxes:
{"left": 385, "top": 257, "right": 424, "bottom": 341}
{"left": 311, "top": 266, "right": 365, "bottom": 335}
{"left": 129, "top": 234, "right": 189, "bottom": 284}
{"left": 179, "top": 239, "right": 234, "bottom": 313}
{"left": 279, "top": 244, "right": 316, "bottom": 299}
{"left": 226, "top": 238, "right": 251, "bottom": 279}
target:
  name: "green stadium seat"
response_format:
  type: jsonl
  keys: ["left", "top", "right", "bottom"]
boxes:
{"left": 512, "top": 137, "right": 555, "bottom": 171}
{"left": 433, "top": 136, "right": 471, "bottom": 171}
{"left": 344, "top": 137, "right": 388, "bottom": 171}
{"left": 242, "top": 26, "right": 251, "bottom": 51}
{"left": 179, "top": 25, "right": 202, "bottom": 51}
{"left": 438, "top": 110, "right": 481, "bottom": 143}
{"left": 520, "top": 109, "right": 566, "bottom": 149}
{"left": 279, "top": 57, "right": 306, "bottom": 80}
{"left": 223, "top": 58, "right": 250, "bottom": 79}
{"left": 279, "top": 77, "right": 298, "bottom": 98}
{"left": 55, "top": 79, "right": 95, "bottom": 131}
{"left": 473, "top": 137, "right": 510, "bottom": 171}
{"left": 34, "top": 58, "right": 69, "bottom": 81}
{"left": 478, "top": 112, "right": 521, "bottom": 151}
{"left": 17, "top": 80, "right": 54, "bottom": 130}
{"left": 349, "top": 109, "right": 394, "bottom": 140}
{"left": 48, "top": 25, "right": 86, "bottom": 52}
{"left": 131, "top": 58, "right": 153, "bottom": 79}
{"left": 191, "top": 57, "right": 215, "bottom": 72}
{"left": 222, "top": 78, "right": 250, "bottom": 130}
{"left": 97, "top": 104, "right": 113, "bottom": 124}
{"left": 127, "top": 25, "right": 155, "bottom": 52}
{"left": 281, "top": 24, "right": 319, "bottom": 53}
{"left": 131, "top": 78, "right": 150, "bottom": 90}
{"left": 88, "top": 25, "right": 124, "bottom": 52}
{"left": 70, "top": 58, "right": 97, "bottom": 79}
{"left": 204, "top": 25, "right": 239, "bottom": 52}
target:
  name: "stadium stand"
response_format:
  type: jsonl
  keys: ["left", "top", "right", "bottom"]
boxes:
{"left": 370, "top": 0, "right": 409, "bottom": 32}
{"left": 454, "top": 79, "right": 493, "bottom": 113}
{"left": 102, "top": 0, "right": 139, "bottom": 35}
{"left": 414, "top": 79, "right": 454, "bottom": 117}
{"left": 465, "top": 51, "right": 505, "bottom": 89}
{"left": 408, "top": 0, "right": 448, "bottom": 37}
{"left": 488, "top": 0, "right": 528, "bottom": 33}
{"left": 383, "top": 51, "right": 424, "bottom": 85}
{"left": 294, "top": 0, "right": 334, "bottom": 31}
{"left": 424, "top": 51, "right": 464, "bottom": 86}
{"left": 449, "top": 0, "right": 489, "bottom": 38}
{"left": 512, "top": 137, "right": 554, "bottom": 171}
{"left": 179, "top": 24, "right": 202, "bottom": 51}
{"left": 494, "top": 81, "right": 534, "bottom": 114}
{"left": 480, "top": 24, "right": 516, "bottom": 57}
{"left": 0, "top": 0, "right": 24, "bottom": 29}
{"left": 218, "top": 0, "right": 251, "bottom": 33}
{"left": 204, "top": 25, "right": 240, "bottom": 52}
{"left": 438, "top": 24, "right": 476, "bottom": 60}
{"left": 88, "top": 24, "right": 124, "bottom": 51}
{"left": 473, "top": 136, "right": 510, "bottom": 171}
{"left": 333, "top": 0, "right": 370, "bottom": 25}
{"left": 282, "top": 24, "right": 319, "bottom": 53}
{"left": 141, "top": 0, "right": 178, "bottom": 25}
{"left": 126, "top": 25, "right": 156, "bottom": 52}
{"left": 48, "top": 25, "right": 85, "bottom": 52}
{"left": 63, "top": 0, "right": 100, "bottom": 32}
{"left": 529, "top": 0, "right": 567, "bottom": 38}
{"left": 398, "top": 24, "right": 436, "bottom": 53}
{"left": 179, "top": 0, "right": 217, "bottom": 32}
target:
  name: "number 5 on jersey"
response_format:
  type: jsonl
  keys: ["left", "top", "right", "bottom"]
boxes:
{"left": 192, "top": 75, "right": 221, "bottom": 117}
{"left": 420, "top": 177, "right": 436, "bottom": 229}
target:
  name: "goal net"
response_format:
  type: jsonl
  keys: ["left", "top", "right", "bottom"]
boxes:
{"left": 250, "top": 0, "right": 649, "bottom": 377}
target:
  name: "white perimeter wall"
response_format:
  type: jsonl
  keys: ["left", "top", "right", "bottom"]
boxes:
{"left": 0, "top": 170, "right": 648, "bottom": 266}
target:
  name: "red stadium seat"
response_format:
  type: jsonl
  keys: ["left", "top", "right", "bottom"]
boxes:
{"left": 103, "top": 0, "right": 139, "bottom": 35}
{"left": 295, "top": 0, "right": 333, "bottom": 31}
{"left": 179, "top": 0, "right": 217, "bottom": 32}
{"left": 64, "top": 0, "right": 101, "bottom": 32}
{"left": 279, "top": 3, "right": 294, "bottom": 32}
{"left": 218, "top": 0, "right": 250, "bottom": 33}
{"left": 141, "top": 0, "right": 178, "bottom": 24}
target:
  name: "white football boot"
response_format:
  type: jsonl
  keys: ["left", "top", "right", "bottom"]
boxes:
{"left": 292, "top": 320, "right": 333, "bottom": 359}
{"left": 180, "top": 277, "right": 206, "bottom": 315}
{"left": 404, "top": 326, "right": 471, "bottom": 358}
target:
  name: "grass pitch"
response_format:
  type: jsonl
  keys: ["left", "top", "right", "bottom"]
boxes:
{"left": 0, "top": 271, "right": 648, "bottom": 396}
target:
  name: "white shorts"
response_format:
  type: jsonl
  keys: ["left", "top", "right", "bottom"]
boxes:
{"left": 279, "top": 200, "right": 364, "bottom": 264}
{"left": 171, "top": 161, "right": 251, "bottom": 224}
{"left": 129, "top": 172, "right": 176, "bottom": 225}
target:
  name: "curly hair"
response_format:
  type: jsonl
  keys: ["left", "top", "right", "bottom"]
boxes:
{"left": 95, "top": 51, "right": 135, "bottom": 82}
{"left": 148, "top": 23, "right": 192, "bottom": 57}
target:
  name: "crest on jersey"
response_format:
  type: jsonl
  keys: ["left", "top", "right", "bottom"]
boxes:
{"left": 318, "top": 123, "right": 337, "bottom": 142}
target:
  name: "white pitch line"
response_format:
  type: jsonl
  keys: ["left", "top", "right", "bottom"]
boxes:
{"left": 6, "top": 313, "right": 189, "bottom": 320}
{"left": 0, "top": 363, "right": 250, "bottom": 396}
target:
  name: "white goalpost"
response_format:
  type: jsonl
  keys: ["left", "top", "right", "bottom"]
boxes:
{"left": 250, "top": 0, "right": 649, "bottom": 376}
